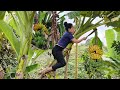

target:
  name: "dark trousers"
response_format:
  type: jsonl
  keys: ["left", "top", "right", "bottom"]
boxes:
{"left": 52, "top": 45, "right": 66, "bottom": 71}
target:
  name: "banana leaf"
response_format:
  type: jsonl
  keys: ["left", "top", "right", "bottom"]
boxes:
{"left": 0, "top": 20, "right": 20, "bottom": 56}
{"left": 90, "top": 36, "right": 103, "bottom": 48}
{"left": 105, "top": 29, "right": 115, "bottom": 57}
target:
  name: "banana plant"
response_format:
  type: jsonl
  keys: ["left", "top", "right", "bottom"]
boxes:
{"left": 0, "top": 11, "right": 45, "bottom": 79}
{"left": 105, "top": 29, "right": 120, "bottom": 70}
{"left": 49, "top": 11, "right": 120, "bottom": 67}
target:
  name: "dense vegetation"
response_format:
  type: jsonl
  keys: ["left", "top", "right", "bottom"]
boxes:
{"left": 0, "top": 11, "right": 120, "bottom": 79}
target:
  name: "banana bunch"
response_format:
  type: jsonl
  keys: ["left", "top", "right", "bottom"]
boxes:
{"left": 88, "top": 45, "right": 103, "bottom": 60}
{"left": 33, "top": 23, "right": 49, "bottom": 35}
{"left": 90, "top": 53, "right": 101, "bottom": 60}
{"left": 33, "top": 24, "right": 40, "bottom": 31}
{"left": 42, "top": 25, "right": 49, "bottom": 35}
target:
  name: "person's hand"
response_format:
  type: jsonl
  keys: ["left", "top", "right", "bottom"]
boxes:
{"left": 82, "top": 37, "right": 87, "bottom": 40}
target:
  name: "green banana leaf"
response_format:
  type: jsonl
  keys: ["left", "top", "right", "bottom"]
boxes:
{"left": 113, "top": 27, "right": 120, "bottom": 32}
{"left": 39, "top": 11, "right": 47, "bottom": 23}
{"left": 105, "top": 29, "right": 120, "bottom": 70}
{"left": 105, "top": 29, "right": 115, "bottom": 57}
{"left": 27, "top": 49, "right": 45, "bottom": 66}
{"left": 25, "top": 64, "right": 39, "bottom": 72}
{"left": 0, "top": 20, "right": 20, "bottom": 56}
{"left": 58, "top": 16, "right": 65, "bottom": 37}
{"left": 0, "top": 11, "right": 6, "bottom": 20}
{"left": 90, "top": 36, "right": 103, "bottom": 48}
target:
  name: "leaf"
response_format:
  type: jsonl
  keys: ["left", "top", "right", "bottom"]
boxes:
{"left": 25, "top": 64, "right": 39, "bottom": 72}
{"left": 27, "top": 49, "right": 45, "bottom": 66}
{"left": 0, "top": 20, "right": 20, "bottom": 56}
{"left": 67, "top": 11, "right": 80, "bottom": 19}
{"left": 90, "top": 36, "right": 103, "bottom": 48}
{"left": 16, "top": 11, "right": 28, "bottom": 26}
{"left": 32, "top": 49, "right": 45, "bottom": 61}
{"left": 58, "top": 16, "right": 65, "bottom": 37}
{"left": 9, "top": 14, "right": 21, "bottom": 37}
{"left": 39, "top": 11, "right": 46, "bottom": 23}
{"left": 113, "top": 27, "right": 120, "bottom": 32}
{"left": 67, "top": 11, "right": 102, "bottom": 19}
{"left": 106, "top": 19, "right": 120, "bottom": 28}
{"left": 105, "top": 29, "right": 115, "bottom": 57}
{"left": 116, "top": 31, "right": 120, "bottom": 42}
{"left": 28, "top": 48, "right": 34, "bottom": 61}
{"left": 15, "top": 11, "right": 34, "bottom": 61}
{"left": 0, "top": 11, "right": 6, "bottom": 20}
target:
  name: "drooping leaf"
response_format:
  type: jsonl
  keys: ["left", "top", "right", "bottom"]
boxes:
{"left": 58, "top": 16, "right": 65, "bottom": 37}
{"left": 116, "top": 31, "right": 120, "bottom": 42}
{"left": 25, "top": 64, "right": 39, "bottom": 72}
{"left": 113, "top": 27, "right": 120, "bottom": 32}
{"left": 27, "top": 49, "right": 45, "bottom": 66}
{"left": 16, "top": 11, "right": 28, "bottom": 26}
{"left": 67, "top": 11, "right": 102, "bottom": 19}
{"left": 105, "top": 29, "right": 115, "bottom": 57}
{"left": 90, "top": 36, "right": 103, "bottom": 48}
{"left": 15, "top": 11, "right": 35, "bottom": 61}
{"left": 28, "top": 48, "right": 34, "bottom": 61}
{"left": 9, "top": 14, "right": 22, "bottom": 37}
{"left": 0, "top": 20, "right": 20, "bottom": 56}
{"left": 39, "top": 11, "right": 46, "bottom": 23}
{"left": 32, "top": 49, "right": 45, "bottom": 61}
{"left": 67, "top": 11, "right": 80, "bottom": 19}
{"left": 106, "top": 20, "right": 120, "bottom": 28}
{"left": 0, "top": 11, "right": 6, "bottom": 20}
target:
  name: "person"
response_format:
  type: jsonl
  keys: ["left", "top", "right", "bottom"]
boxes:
{"left": 39, "top": 22, "right": 87, "bottom": 76}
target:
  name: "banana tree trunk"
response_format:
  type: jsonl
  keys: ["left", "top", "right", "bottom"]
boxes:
{"left": 51, "top": 11, "right": 59, "bottom": 48}
{"left": 64, "top": 51, "right": 70, "bottom": 79}
{"left": 15, "top": 55, "right": 27, "bottom": 79}
{"left": 75, "top": 43, "right": 78, "bottom": 79}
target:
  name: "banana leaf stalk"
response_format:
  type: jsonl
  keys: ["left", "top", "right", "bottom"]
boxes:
{"left": 64, "top": 50, "right": 70, "bottom": 79}
{"left": 75, "top": 43, "right": 78, "bottom": 79}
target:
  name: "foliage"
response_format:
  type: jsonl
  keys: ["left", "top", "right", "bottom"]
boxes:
{"left": 0, "top": 32, "right": 17, "bottom": 79}
{"left": 0, "top": 11, "right": 46, "bottom": 79}
{"left": 90, "top": 36, "right": 103, "bottom": 48}
{"left": 25, "top": 64, "right": 39, "bottom": 73}
{"left": 105, "top": 29, "right": 120, "bottom": 77}
{"left": 32, "top": 30, "right": 48, "bottom": 49}
{"left": 81, "top": 50, "right": 119, "bottom": 79}
{"left": 58, "top": 16, "right": 65, "bottom": 37}
{"left": 111, "top": 40, "right": 120, "bottom": 54}
{"left": 0, "top": 11, "right": 120, "bottom": 79}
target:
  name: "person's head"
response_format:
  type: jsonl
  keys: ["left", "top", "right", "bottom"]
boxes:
{"left": 64, "top": 22, "right": 75, "bottom": 34}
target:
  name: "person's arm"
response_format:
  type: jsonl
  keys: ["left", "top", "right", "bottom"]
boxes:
{"left": 71, "top": 37, "right": 87, "bottom": 43}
